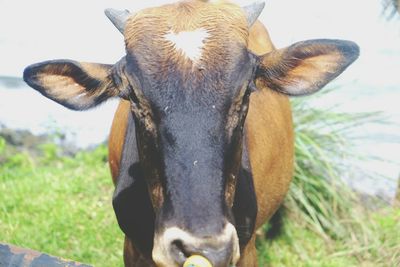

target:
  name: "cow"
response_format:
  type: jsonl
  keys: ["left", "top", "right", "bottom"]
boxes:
{"left": 23, "top": 0, "right": 359, "bottom": 266}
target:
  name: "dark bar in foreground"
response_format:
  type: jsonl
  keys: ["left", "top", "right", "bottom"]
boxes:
{"left": 0, "top": 243, "right": 92, "bottom": 267}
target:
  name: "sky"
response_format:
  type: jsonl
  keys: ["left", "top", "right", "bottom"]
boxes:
{"left": 0, "top": 0, "right": 399, "bottom": 197}
{"left": 1, "top": 0, "right": 399, "bottom": 79}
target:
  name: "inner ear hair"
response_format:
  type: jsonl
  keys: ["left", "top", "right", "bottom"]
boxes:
{"left": 24, "top": 59, "right": 126, "bottom": 110}
{"left": 255, "top": 39, "right": 360, "bottom": 96}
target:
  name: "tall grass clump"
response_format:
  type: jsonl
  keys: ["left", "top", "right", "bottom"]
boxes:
{"left": 257, "top": 87, "right": 400, "bottom": 266}
{"left": 288, "top": 94, "right": 365, "bottom": 239}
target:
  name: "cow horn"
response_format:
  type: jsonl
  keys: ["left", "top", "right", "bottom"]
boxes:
{"left": 104, "top": 8, "right": 131, "bottom": 34}
{"left": 242, "top": 1, "right": 266, "bottom": 27}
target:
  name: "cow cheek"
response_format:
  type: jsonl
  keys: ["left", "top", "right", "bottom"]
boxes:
{"left": 147, "top": 181, "right": 164, "bottom": 211}
{"left": 225, "top": 173, "right": 238, "bottom": 207}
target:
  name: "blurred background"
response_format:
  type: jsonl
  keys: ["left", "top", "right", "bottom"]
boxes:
{"left": 0, "top": 0, "right": 399, "bottom": 266}
{"left": 1, "top": 0, "right": 399, "bottom": 197}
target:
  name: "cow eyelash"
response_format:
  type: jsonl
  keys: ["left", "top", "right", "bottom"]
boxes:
{"left": 248, "top": 80, "right": 257, "bottom": 93}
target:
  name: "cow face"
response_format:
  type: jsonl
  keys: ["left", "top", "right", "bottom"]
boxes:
{"left": 116, "top": 3, "right": 259, "bottom": 266}
{"left": 23, "top": 1, "right": 359, "bottom": 266}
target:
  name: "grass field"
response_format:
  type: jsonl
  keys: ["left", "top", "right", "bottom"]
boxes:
{"left": 0, "top": 138, "right": 399, "bottom": 266}
{"left": 0, "top": 143, "right": 124, "bottom": 265}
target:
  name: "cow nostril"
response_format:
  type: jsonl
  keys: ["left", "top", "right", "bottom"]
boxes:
{"left": 171, "top": 240, "right": 214, "bottom": 267}
{"left": 170, "top": 238, "right": 233, "bottom": 267}
{"left": 156, "top": 226, "right": 239, "bottom": 267}
{"left": 171, "top": 239, "right": 194, "bottom": 264}
{"left": 171, "top": 239, "right": 190, "bottom": 258}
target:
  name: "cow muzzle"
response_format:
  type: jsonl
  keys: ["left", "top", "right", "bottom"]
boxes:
{"left": 152, "top": 223, "right": 240, "bottom": 267}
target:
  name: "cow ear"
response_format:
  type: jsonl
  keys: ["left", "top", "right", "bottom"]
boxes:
{"left": 23, "top": 59, "right": 126, "bottom": 110}
{"left": 255, "top": 39, "right": 359, "bottom": 96}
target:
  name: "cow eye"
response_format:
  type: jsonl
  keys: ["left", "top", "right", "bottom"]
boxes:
{"left": 241, "top": 81, "right": 254, "bottom": 104}
{"left": 124, "top": 74, "right": 147, "bottom": 109}
{"left": 248, "top": 80, "right": 257, "bottom": 94}
{"left": 128, "top": 86, "right": 140, "bottom": 105}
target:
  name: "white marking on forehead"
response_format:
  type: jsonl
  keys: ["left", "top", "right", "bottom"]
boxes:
{"left": 164, "top": 28, "right": 209, "bottom": 62}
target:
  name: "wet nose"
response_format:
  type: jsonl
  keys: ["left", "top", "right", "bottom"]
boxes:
{"left": 152, "top": 224, "right": 240, "bottom": 267}
{"left": 171, "top": 238, "right": 233, "bottom": 267}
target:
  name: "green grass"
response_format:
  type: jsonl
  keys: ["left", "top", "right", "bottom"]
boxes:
{"left": 0, "top": 142, "right": 124, "bottom": 266}
{"left": 257, "top": 208, "right": 400, "bottom": 267}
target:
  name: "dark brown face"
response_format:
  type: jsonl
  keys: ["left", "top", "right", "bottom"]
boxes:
{"left": 22, "top": 1, "right": 359, "bottom": 266}
{"left": 121, "top": 3, "right": 255, "bottom": 266}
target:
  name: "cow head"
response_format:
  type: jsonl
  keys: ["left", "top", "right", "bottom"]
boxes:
{"left": 23, "top": 1, "right": 359, "bottom": 266}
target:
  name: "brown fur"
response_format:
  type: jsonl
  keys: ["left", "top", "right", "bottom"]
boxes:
{"left": 22, "top": 2, "right": 358, "bottom": 265}
{"left": 109, "top": 100, "right": 130, "bottom": 184}
{"left": 124, "top": 1, "right": 248, "bottom": 85}
{"left": 108, "top": 15, "right": 293, "bottom": 266}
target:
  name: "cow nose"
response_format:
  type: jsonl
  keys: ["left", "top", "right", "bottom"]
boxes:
{"left": 152, "top": 224, "right": 240, "bottom": 267}
{"left": 171, "top": 238, "right": 233, "bottom": 267}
